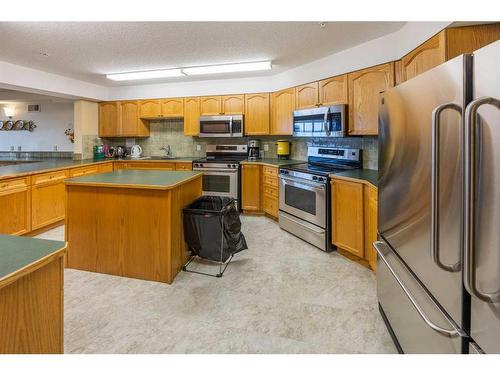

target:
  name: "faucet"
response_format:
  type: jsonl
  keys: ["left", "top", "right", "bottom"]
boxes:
{"left": 160, "top": 145, "right": 172, "bottom": 157}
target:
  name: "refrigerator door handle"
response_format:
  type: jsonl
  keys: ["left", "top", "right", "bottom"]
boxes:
{"left": 373, "top": 241, "right": 466, "bottom": 338}
{"left": 431, "top": 102, "right": 463, "bottom": 272}
{"left": 464, "top": 96, "right": 500, "bottom": 303}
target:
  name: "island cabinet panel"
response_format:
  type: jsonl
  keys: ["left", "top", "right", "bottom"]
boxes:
{"left": 120, "top": 162, "right": 176, "bottom": 170}
{"left": 271, "top": 88, "right": 295, "bottom": 135}
{"left": 98, "top": 162, "right": 114, "bottom": 173}
{"left": 200, "top": 96, "right": 222, "bottom": 115}
{"left": 241, "top": 164, "right": 261, "bottom": 212}
{"left": 0, "top": 177, "right": 31, "bottom": 235}
{"left": 348, "top": 62, "right": 394, "bottom": 135}
{"left": 364, "top": 185, "right": 378, "bottom": 272}
{"left": 31, "top": 170, "right": 69, "bottom": 230}
{"left": 160, "top": 98, "right": 184, "bottom": 117}
{"left": 295, "top": 82, "right": 319, "bottom": 109}
{"left": 139, "top": 99, "right": 161, "bottom": 119}
{"left": 222, "top": 94, "right": 245, "bottom": 114}
{"left": 183, "top": 97, "right": 200, "bottom": 136}
{"left": 0, "top": 254, "right": 64, "bottom": 354}
{"left": 331, "top": 178, "right": 364, "bottom": 258}
{"left": 319, "top": 74, "right": 348, "bottom": 105}
{"left": 99, "top": 102, "right": 119, "bottom": 137}
{"left": 244, "top": 93, "right": 270, "bottom": 135}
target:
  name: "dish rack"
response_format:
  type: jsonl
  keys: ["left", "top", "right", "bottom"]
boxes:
{"left": 0, "top": 120, "right": 37, "bottom": 132}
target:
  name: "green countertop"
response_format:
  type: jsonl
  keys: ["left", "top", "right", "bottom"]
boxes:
{"left": 0, "top": 234, "right": 65, "bottom": 284}
{"left": 65, "top": 170, "right": 203, "bottom": 190}
{"left": 240, "top": 158, "right": 305, "bottom": 167}
{"left": 330, "top": 169, "right": 378, "bottom": 187}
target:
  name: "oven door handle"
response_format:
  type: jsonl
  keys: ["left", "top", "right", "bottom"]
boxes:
{"left": 280, "top": 175, "right": 326, "bottom": 190}
{"left": 194, "top": 169, "right": 239, "bottom": 174}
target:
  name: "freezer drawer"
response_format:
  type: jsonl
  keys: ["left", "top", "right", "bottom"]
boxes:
{"left": 375, "top": 241, "right": 464, "bottom": 353}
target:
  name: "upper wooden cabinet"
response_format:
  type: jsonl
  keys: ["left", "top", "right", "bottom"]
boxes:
{"left": 271, "top": 88, "right": 295, "bottom": 135}
{"left": 295, "top": 82, "right": 319, "bottom": 109}
{"left": 319, "top": 74, "right": 348, "bottom": 105}
{"left": 160, "top": 98, "right": 184, "bottom": 117}
{"left": 183, "top": 97, "right": 200, "bottom": 136}
{"left": 400, "top": 24, "right": 500, "bottom": 83}
{"left": 200, "top": 96, "right": 222, "bottom": 115}
{"left": 139, "top": 99, "right": 161, "bottom": 118}
{"left": 348, "top": 62, "right": 394, "bottom": 135}
{"left": 244, "top": 93, "right": 270, "bottom": 135}
{"left": 99, "top": 101, "right": 149, "bottom": 138}
{"left": 222, "top": 95, "right": 245, "bottom": 114}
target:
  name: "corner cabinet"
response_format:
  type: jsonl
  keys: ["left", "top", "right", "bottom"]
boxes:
{"left": 348, "top": 62, "right": 394, "bottom": 135}
{"left": 271, "top": 88, "right": 295, "bottom": 135}
{"left": 241, "top": 164, "right": 261, "bottom": 212}
{"left": 183, "top": 97, "right": 200, "bottom": 136}
{"left": 244, "top": 93, "right": 270, "bottom": 135}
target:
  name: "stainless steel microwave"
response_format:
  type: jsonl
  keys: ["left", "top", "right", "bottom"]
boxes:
{"left": 292, "top": 105, "right": 346, "bottom": 137}
{"left": 199, "top": 115, "right": 244, "bottom": 137}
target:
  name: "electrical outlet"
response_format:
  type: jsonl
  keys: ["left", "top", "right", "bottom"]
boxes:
{"left": 264, "top": 144, "right": 269, "bottom": 152}
{"left": 196, "top": 144, "right": 201, "bottom": 151}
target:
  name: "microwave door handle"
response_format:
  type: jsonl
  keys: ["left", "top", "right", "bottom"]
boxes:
{"left": 323, "top": 108, "right": 330, "bottom": 136}
{"left": 229, "top": 116, "right": 233, "bottom": 136}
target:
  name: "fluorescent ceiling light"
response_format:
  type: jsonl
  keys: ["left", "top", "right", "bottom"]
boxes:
{"left": 106, "top": 69, "right": 184, "bottom": 81}
{"left": 182, "top": 61, "right": 272, "bottom": 76}
{"left": 105, "top": 61, "right": 272, "bottom": 81}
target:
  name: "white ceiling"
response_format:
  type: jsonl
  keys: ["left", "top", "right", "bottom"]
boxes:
{"left": 0, "top": 22, "right": 406, "bottom": 87}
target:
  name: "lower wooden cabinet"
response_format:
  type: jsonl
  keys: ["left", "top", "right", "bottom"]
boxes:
{"left": 70, "top": 165, "right": 99, "bottom": 177}
{"left": 97, "top": 162, "right": 114, "bottom": 173}
{"left": 241, "top": 164, "right": 261, "bottom": 211}
{"left": 262, "top": 166, "right": 279, "bottom": 218}
{"left": 0, "top": 177, "right": 31, "bottom": 235}
{"left": 331, "top": 177, "right": 378, "bottom": 271}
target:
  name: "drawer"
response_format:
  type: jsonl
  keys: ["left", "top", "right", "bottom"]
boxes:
{"left": 0, "top": 176, "right": 30, "bottom": 192}
{"left": 70, "top": 165, "right": 99, "bottom": 177}
{"left": 175, "top": 162, "right": 193, "bottom": 171}
{"left": 263, "top": 194, "right": 278, "bottom": 218}
{"left": 32, "top": 170, "right": 69, "bottom": 185}
{"left": 263, "top": 166, "right": 278, "bottom": 177}
{"left": 263, "top": 175, "right": 278, "bottom": 188}
{"left": 98, "top": 162, "right": 114, "bottom": 173}
{"left": 114, "top": 162, "right": 127, "bottom": 170}
{"left": 126, "top": 162, "right": 175, "bottom": 170}
{"left": 263, "top": 184, "right": 278, "bottom": 198}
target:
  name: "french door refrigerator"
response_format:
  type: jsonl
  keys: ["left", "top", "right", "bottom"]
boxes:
{"left": 375, "top": 40, "right": 500, "bottom": 354}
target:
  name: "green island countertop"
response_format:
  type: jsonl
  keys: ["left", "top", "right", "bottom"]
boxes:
{"left": 0, "top": 234, "right": 66, "bottom": 287}
{"left": 65, "top": 170, "right": 203, "bottom": 190}
{"left": 330, "top": 169, "right": 378, "bottom": 188}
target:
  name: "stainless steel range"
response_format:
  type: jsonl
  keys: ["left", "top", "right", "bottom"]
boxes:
{"left": 193, "top": 144, "right": 247, "bottom": 208}
{"left": 278, "top": 146, "right": 361, "bottom": 251}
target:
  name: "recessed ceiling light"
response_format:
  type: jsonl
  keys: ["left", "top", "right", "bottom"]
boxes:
{"left": 106, "top": 69, "right": 185, "bottom": 81}
{"left": 105, "top": 61, "right": 272, "bottom": 81}
{"left": 182, "top": 61, "right": 272, "bottom": 76}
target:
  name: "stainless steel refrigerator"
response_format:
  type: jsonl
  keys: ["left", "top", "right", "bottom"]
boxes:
{"left": 375, "top": 40, "right": 500, "bottom": 354}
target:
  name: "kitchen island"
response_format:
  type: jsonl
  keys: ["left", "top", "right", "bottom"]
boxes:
{"left": 0, "top": 235, "right": 66, "bottom": 354}
{"left": 65, "top": 170, "right": 202, "bottom": 284}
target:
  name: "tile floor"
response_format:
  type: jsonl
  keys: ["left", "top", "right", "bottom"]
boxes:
{"left": 36, "top": 215, "right": 396, "bottom": 354}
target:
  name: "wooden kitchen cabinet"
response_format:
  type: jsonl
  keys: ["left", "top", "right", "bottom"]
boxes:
{"left": 319, "top": 74, "right": 348, "bottom": 105}
{"left": 31, "top": 170, "right": 69, "bottom": 231}
{"left": 160, "top": 98, "right": 184, "bottom": 117}
{"left": 183, "top": 97, "right": 200, "bottom": 136}
{"left": 241, "top": 164, "right": 261, "bottom": 212}
{"left": 221, "top": 95, "right": 244, "bottom": 114}
{"left": 262, "top": 166, "right": 279, "bottom": 218}
{"left": 200, "top": 96, "right": 222, "bottom": 115}
{"left": 295, "top": 82, "right": 319, "bottom": 109}
{"left": 271, "top": 88, "right": 295, "bottom": 135}
{"left": 70, "top": 165, "right": 99, "bottom": 178}
{"left": 400, "top": 32, "right": 446, "bottom": 82}
{"left": 118, "top": 162, "right": 176, "bottom": 171}
{"left": 139, "top": 99, "right": 162, "bottom": 118}
{"left": 120, "top": 101, "right": 149, "bottom": 137}
{"left": 99, "top": 102, "right": 119, "bottom": 137}
{"left": 175, "top": 162, "right": 193, "bottom": 171}
{"left": 0, "top": 177, "right": 31, "bottom": 235}
{"left": 364, "top": 185, "right": 378, "bottom": 272}
{"left": 348, "top": 62, "right": 394, "bottom": 135}
{"left": 98, "top": 162, "right": 114, "bottom": 173}
{"left": 331, "top": 178, "right": 364, "bottom": 258}
{"left": 244, "top": 93, "right": 270, "bottom": 135}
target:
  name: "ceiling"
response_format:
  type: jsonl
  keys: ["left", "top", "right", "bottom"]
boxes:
{"left": 0, "top": 22, "right": 406, "bottom": 86}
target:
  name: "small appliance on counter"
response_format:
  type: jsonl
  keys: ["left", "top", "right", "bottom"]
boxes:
{"left": 115, "top": 145, "right": 127, "bottom": 158}
{"left": 276, "top": 140, "right": 291, "bottom": 159}
{"left": 93, "top": 145, "right": 105, "bottom": 159}
{"left": 104, "top": 145, "right": 115, "bottom": 158}
{"left": 247, "top": 139, "right": 261, "bottom": 161}
{"left": 130, "top": 145, "right": 143, "bottom": 159}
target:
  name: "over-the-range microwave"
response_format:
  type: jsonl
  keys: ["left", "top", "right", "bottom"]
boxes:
{"left": 292, "top": 104, "right": 347, "bottom": 137}
{"left": 199, "top": 115, "right": 244, "bottom": 137}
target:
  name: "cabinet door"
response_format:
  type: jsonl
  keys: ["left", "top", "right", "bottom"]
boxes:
{"left": 364, "top": 185, "right": 378, "bottom": 272}
{"left": 348, "top": 62, "right": 394, "bottom": 135}
{"left": 0, "top": 178, "right": 31, "bottom": 235}
{"left": 200, "top": 96, "right": 222, "bottom": 115}
{"left": 445, "top": 23, "right": 500, "bottom": 60}
{"left": 241, "top": 164, "right": 261, "bottom": 211}
{"left": 319, "top": 75, "right": 348, "bottom": 105}
{"left": 161, "top": 98, "right": 184, "bottom": 117}
{"left": 31, "top": 171, "right": 68, "bottom": 231}
{"left": 244, "top": 93, "right": 270, "bottom": 135}
{"left": 125, "top": 162, "right": 175, "bottom": 170}
{"left": 120, "top": 101, "right": 141, "bottom": 136}
{"left": 175, "top": 162, "right": 192, "bottom": 171}
{"left": 99, "top": 102, "right": 119, "bottom": 137}
{"left": 222, "top": 95, "right": 244, "bottom": 114}
{"left": 401, "top": 32, "right": 446, "bottom": 82}
{"left": 98, "top": 162, "right": 114, "bottom": 174}
{"left": 139, "top": 99, "right": 161, "bottom": 118}
{"left": 295, "top": 82, "right": 319, "bottom": 109}
{"left": 184, "top": 97, "right": 200, "bottom": 136}
{"left": 271, "top": 88, "right": 295, "bottom": 135}
{"left": 331, "top": 179, "right": 364, "bottom": 257}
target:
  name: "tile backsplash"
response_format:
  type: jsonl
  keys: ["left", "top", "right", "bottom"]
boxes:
{"left": 101, "top": 119, "right": 378, "bottom": 170}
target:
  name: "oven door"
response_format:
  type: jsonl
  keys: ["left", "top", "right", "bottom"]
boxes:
{"left": 199, "top": 116, "right": 243, "bottom": 137}
{"left": 279, "top": 175, "right": 326, "bottom": 228}
{"left": 196, "top": 169, "right": 239, "bottom": 199}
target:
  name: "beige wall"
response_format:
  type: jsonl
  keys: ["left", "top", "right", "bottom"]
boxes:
{"left": 73, "top": 100, "right": 98, "bottom": 159}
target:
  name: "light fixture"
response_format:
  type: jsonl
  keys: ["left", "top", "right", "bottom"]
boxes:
{"left": 182, "top": 61, "right": 272, "bottom": 76}
{"left": 3, "top": 106, "right": 15, "bottom": 118}
{"left": 105, "top": 61, "right": 272, "bottom": 81}
{"left": 106, "top": 68, "right": 184, "bottom": 81}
